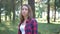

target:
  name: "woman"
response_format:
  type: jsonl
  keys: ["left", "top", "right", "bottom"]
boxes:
{"left": 18, "top": 4, "right": 38, "bottom": 34}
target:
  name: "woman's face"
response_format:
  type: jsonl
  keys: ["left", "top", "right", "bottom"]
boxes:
{"left": 22, "top": 6, "right": 28, "bottom": 17}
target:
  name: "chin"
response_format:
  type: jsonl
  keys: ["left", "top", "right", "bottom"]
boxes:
{"left": 22, "top": 14, "right": 25, "bottom": 16}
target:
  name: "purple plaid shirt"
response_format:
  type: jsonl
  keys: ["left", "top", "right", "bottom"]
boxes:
{"left": 18, "top": 18, "right": 38, "bottom": 34}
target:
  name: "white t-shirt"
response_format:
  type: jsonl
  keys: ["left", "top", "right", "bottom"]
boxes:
{"left": 20, "top": 23, "right": 25, "bottom": 34}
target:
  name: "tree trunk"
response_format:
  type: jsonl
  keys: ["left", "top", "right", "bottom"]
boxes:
{"left": 47, "top": 0, "right": 50, "bottom": 23}
{"left": 5, "top": 11, "right": 7, "bottom": 22}
{"left": 54, "top": 0, "right": 56, "bottom": 22}
{"left": 21, "top": 0, "right": 22, "bottom": 6}
{"left": 0, "top": 0, "right": 2, "bottom": 23}
{"left": 9, "top": 9, "right": 11, "bottom": 21}
{"left": 12, "top": 0, "right": 15, "bottom": 23}
{"left": 28, "top": 0, "right": 35, "bottom": 18}
{"left": 21, "top": 0, "right": 22, "bottom": 13}
{"left": 0, "top": 7, "right": 1, "bottom": 23}
{"left": 52, "top": 9, "right": 54, "bottom": 19}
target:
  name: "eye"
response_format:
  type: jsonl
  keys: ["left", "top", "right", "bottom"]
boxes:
{"left": 22, "top": 8, "right": 28, "bottom": 10}
{"left": 25, "top": 8, "right": 28, "bottom": 10}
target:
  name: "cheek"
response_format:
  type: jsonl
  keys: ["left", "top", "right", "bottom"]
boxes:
{"left": 22, "top": 11, "right": 28, "bottom": 14}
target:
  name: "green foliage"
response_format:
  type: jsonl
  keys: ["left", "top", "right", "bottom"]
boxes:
{"left": 56, "top": 0, "right": 60, "bottom": 8}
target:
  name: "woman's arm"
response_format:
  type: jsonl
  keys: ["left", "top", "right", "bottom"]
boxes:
{"left": 32, "top": 19, "right": 38, "bottom": 34}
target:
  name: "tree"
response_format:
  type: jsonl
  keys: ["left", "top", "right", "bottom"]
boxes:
{"left": 28, "top": 0, "right": 35, "bottom": 18}
{"left": 56, "top": 0, "right": 60, "bottom": 8}
{"left": 54, "top": 0, "right": 56, "bottom": 22}
{"left": 47, "top": 0, "right": 50, "bottom": 23}
{"left": 50, "top": 0, "right": 55, "bottom": 19}
{"left": 0, "top": 0, "right": 22, "bottom": 23}
{"left": 12, "top": 0, "right": 16, "bottom": 23}
{"left": 4, "top": 0, "right": 12, "bottom": 21}
{"left": 0, "top": 1, "right": 1, "bottom": 23}
{"left": 0, "top": 0, "right": 2, "bottom": 23}
{"left": 50, "top": 0, "right": 56, "bottom": 22}
{"left": 38, "top": 1, "right": 43, "bottom": 18}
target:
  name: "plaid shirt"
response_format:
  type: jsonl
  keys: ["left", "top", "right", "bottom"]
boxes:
{"left": 18, "top": 18, "right": 38, "bottom": 34}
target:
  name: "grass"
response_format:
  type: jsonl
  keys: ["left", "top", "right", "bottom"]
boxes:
{"left": 0, "top": 21, "right": 60, "bottom": 34}
{"left": 38, "top": 23, "right": 60, "bottom": 34}
{"left": 0, "top": 21, "right": 18, "bottom": 34}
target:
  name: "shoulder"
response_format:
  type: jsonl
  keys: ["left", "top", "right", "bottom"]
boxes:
{"left": 31, "top": 18, "right": 35, "bottom": 20}
{"left": 31, "top": 18, "right": 36, "bottom": 21}
{"left": 31, "top": 18, "right": 38, "bottom": 26}
{"left": 31, "top": 18, "right": 37, "bottom": 23}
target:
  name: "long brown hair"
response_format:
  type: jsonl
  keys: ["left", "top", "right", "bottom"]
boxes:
{"left": 20, "top": 4, "right": 33, "bottom": 23}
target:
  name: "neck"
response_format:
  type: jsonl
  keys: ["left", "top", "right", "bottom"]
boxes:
{"left": 24, "top": 16, "right": 28, "bottom": 20}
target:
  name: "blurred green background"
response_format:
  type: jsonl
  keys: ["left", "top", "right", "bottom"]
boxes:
{"left": 0, "top": 0, "right": 60, "bottom": 34}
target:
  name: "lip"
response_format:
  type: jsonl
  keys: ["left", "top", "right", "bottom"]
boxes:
{"left": 22, "top": 13, "right": 25, "bottom": 15}
{"left": 22, "top": 12, "right": 25, "bottom": 14}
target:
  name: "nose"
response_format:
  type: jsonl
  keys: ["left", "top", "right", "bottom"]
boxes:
{"left": 22, "top": 9, "right": 26, "bottom": 13}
